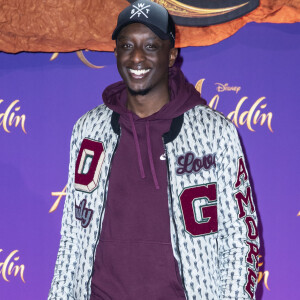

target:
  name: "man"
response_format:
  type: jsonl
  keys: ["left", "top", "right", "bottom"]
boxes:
{"left": 48, "top": 1, "right": 259, "bottom": 299}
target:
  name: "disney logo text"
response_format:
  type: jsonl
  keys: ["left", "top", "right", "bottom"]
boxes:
{"left": 215, "top": 83, "right": 241, "bottom": 94}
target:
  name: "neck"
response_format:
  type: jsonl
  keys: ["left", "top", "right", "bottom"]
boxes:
{"left": 126, "top": 87, "right": 170, "bottom": 118}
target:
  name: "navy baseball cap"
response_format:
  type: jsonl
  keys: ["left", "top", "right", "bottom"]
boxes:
{"left": 112, "top": 0, "right": 175, "bottom": 47}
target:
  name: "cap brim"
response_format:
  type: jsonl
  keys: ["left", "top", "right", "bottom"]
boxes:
{"left": 112, "top": 20, "right": 170, "bottom": 42}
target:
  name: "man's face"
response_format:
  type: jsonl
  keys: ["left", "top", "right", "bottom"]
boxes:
{"left": 114, "top": 23, "right": 177, "bottom": 96}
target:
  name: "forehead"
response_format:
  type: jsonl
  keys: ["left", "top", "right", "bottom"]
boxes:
{"left": 117, "top": 23, "right": 160, "bottom": 40}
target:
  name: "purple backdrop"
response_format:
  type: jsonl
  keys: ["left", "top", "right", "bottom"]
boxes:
{"left": 1, "top": 22, "right": 299, "bottom": 299}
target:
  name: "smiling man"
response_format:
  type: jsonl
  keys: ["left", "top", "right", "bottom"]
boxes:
{"left": 48, "top": 1, "right": 260, "bottom": 299}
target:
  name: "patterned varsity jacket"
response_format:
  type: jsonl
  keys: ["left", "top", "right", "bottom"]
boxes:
{"left": 48, "top": 104, "right": 260, "bottom": 300}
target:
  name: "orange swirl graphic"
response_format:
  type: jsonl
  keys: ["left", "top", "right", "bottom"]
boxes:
{"left": 50, "top": 51, "right": 105, "bottom": 69}
{"left": 49, "top": 185, "right": 67, "bottom": 213}
{"left": 76, "top": 51, "right": 105, "bottom": 69}
{"left": 154, "top": 0, "right": 249, "bottom": 18}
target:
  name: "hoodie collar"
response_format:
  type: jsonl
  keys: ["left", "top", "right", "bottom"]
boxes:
{"left": 103, "top": 66, "right": 206, "bottom": 121}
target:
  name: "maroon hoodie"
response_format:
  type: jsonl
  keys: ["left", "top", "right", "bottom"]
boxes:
{"left": 90, "top": 67, "right": 206, "bottom": 300}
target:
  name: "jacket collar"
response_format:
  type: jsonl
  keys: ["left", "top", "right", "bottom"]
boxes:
{"left": 111, "top": 111, "right": 183, "bottom": 144}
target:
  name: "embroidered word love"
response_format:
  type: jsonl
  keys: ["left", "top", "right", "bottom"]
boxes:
{"left": 75, "top": 199, "right": 93, "bottom": 228}
{"left": 176, "top": 152, "right": 216, "bottom": 175}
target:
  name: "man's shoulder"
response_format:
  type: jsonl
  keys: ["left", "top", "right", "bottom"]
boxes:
{"left": 73, "top": 104, "right": 112, "bottom": 134}
{"left": 187, "top": 104, "right": 232, "bottom": 128}
{"left": 80, "top": 103, "right": 111, "bottom": 120}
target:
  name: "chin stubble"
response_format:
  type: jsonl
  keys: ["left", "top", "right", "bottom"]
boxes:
{"left": 128, "top": 86, "right": 152, "bottom": 96}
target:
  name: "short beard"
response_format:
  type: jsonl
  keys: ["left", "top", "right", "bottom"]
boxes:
{"left": 128, "top": 86, "right": 151, "bottom": 96}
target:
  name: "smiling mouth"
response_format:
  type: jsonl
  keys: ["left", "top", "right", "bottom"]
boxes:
{"left": 128, "top": 68, "right": 150, "bottom": 79}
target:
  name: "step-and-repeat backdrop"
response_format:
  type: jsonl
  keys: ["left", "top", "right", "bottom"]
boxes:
{"left": 1, "top": 22, "right": 299, "bottom": 299}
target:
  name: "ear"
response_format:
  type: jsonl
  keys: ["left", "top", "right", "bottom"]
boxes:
{"left": 169, "top": 48, "right": 178, "bottom": 67}
{"left": 114, "top": 48, "right": 117, "bottom": 57}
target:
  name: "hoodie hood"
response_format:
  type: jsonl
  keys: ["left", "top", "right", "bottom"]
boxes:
{"left": 102, "top": 66, "right": 206, "bottom": 120}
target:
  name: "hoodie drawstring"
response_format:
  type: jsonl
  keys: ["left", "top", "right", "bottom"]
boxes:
{"left": 129, "top": 112, "right": 145, "bottom": 179}
{"left": 146, "top": 121, "right": 160, "bottom": 190}
{"left": 128, "top": 112, "right": 160, "bottom": 190}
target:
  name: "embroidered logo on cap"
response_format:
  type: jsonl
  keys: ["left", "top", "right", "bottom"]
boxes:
{"left": 130, "top": 3, "right": 151, "bottom": 18}
{"left": 127, "top": 1, "right": 259, "bottom": 27}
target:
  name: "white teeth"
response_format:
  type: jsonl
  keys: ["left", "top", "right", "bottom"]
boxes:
{"left": 129, "top": 69, "right": 150, "bottom": 76}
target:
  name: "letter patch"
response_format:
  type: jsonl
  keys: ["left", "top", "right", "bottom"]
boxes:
{"left": 234, "top": 157, "right": 248, "bottom": 188}
{"left": 75, "top": 138, "right": 105, "bottom": 193}
{"left": 234, "top": 156, "right": 259, "bottom": 297}
{"left": 176, "top": 152, "right": 216, "bottom": 175}
{"left": 179, "top": 183, "right": 217, "bottom": 236}
{"left": 75, "top": 199, "right": 93, "bottom": 228}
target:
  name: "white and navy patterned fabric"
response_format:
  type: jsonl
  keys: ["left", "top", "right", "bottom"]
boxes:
{"left": 48, "top": 104, "right": 259, "bottom": 300}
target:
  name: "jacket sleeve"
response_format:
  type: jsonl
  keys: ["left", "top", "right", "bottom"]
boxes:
{"left": 48, "top": 123, "right": 80, "bottom": 300}
{"left": 217, "top": 121, "right": 260, "bottom": 299}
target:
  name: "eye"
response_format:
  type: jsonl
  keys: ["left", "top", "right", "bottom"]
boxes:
{"left": 145, "top": 43, "right": 157, "bottom": 50}
{"left": 121, "top": 43, "right": 132, "bottom": 49}
{"left": 117, "top": 41, "right": 133, "bottom": 50}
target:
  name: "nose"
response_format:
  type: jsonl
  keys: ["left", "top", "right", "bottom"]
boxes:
{"left": 130, "top": 46, "right": 145, "bottom": 64}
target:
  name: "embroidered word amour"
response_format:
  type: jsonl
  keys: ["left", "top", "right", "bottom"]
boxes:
{"left": 176, "top": 152, "right": 216, "bottom": 175}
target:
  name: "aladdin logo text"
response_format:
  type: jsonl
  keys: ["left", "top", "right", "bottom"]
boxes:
{"left": 0, "top": 249, "right": 25, "bottom": 283}
{"left": 0, "top": 99, "right": 26, "bottom": 134}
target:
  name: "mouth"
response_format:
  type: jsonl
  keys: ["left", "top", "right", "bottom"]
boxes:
{"left": 128, "top": 68, "right": 150, "bottom": 79}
